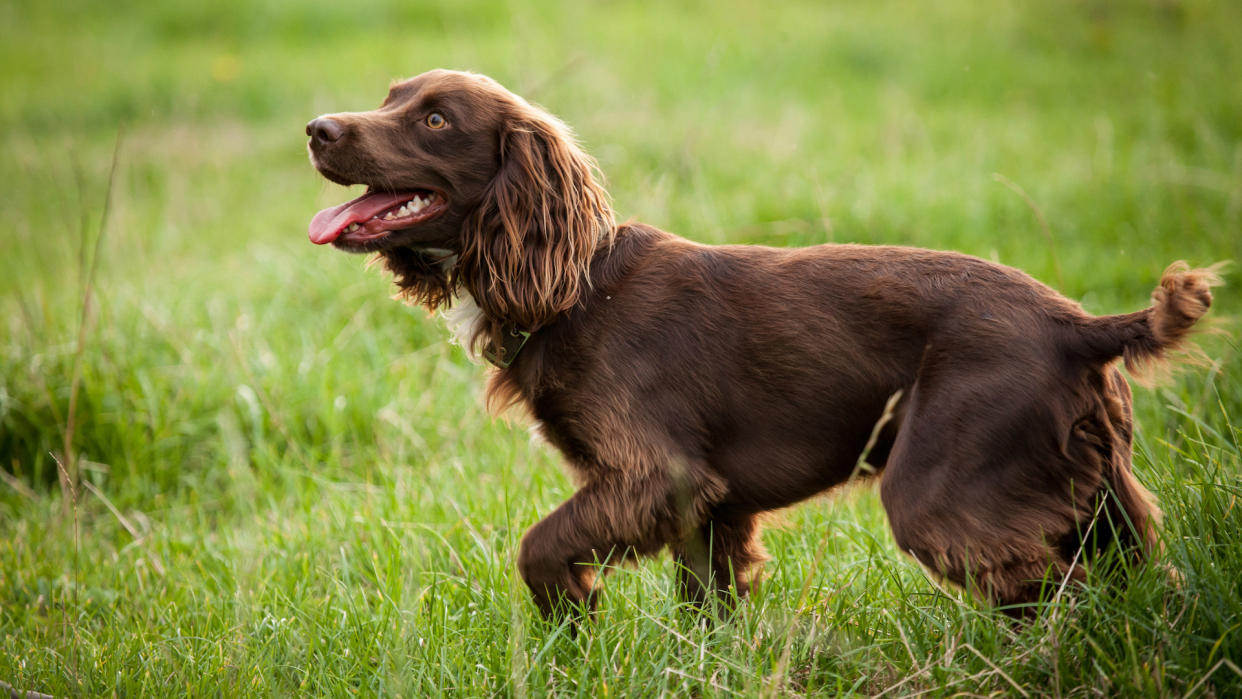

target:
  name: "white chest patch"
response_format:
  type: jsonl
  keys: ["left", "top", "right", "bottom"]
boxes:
{"left": 441, "top": 290, "right": 486, "bottom": 362}
{"left": 528, "top": 420, "right": 548, "bottom": 446}
{"left": 417, "top": 249, "right": 486, "bottom": 363}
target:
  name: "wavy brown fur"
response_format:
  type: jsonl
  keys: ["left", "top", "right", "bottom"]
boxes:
{"left": 378, "top": 247, "right": 455, "bottom": 309}
{"left": 307, "top": 69, "right": 1219, "bottom": 620}
{"left": 456, "top": 100, "right": 614, "bottom": 355}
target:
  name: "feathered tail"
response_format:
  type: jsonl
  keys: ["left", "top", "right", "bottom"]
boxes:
{"left": 1069, "top": 262, "right": 1223, "bottom": 375}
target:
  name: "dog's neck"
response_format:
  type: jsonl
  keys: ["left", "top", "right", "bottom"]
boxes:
{"left": 412, "top": 250, "right": 526, "bottom": 368}
{"left": 390, "top": 225, "right": 659, "bottom": 369}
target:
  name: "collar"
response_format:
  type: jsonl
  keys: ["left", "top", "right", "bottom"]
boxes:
{"left": 482, "top": 327, "right": 531, "bottom": 369}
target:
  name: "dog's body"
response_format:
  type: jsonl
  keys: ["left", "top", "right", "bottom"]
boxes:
{"left": 307, "top": 70, "right": 1216, "bottom": 617}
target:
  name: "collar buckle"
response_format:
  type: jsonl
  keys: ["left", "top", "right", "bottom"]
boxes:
{"left": 483, "top": 327, "right": 531, "bottom": 369}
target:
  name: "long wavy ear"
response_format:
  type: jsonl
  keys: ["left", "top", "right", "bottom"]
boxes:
{"left": 457, "top": 109, "right": 614, "bottom": 356}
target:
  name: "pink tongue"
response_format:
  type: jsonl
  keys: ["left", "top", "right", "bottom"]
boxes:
{"left": 308, "top": 191, "right": 416, "bottom": 244}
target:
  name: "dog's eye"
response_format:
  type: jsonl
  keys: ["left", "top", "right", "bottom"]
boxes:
{"left": 426, "top": 112, "right": 447, "bottom": 129}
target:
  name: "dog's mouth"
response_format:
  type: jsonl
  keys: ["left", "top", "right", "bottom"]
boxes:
{"left": 308, "top": 188, "right": 448, "bottom": 247}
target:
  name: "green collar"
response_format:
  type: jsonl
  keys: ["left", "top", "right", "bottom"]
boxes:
{"left": 483, "top": 327, "right": 531, "bottom": 369}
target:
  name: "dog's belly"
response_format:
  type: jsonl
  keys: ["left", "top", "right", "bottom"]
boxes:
{"left": 707, "top": 411, "right": 895, "bottom": 511}
{"left": 693, "top": 355, "right": 910, "bottom": 510}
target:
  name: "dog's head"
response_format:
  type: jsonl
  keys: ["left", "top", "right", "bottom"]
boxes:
{"left": 306, "top": 69, "right": 614, "bottom": 344}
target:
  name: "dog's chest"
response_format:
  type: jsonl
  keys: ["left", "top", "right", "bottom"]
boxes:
{"left": 440, "top": 291, "right": 486, "bottom": 360}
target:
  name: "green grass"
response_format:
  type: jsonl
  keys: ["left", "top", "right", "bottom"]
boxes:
{"left": 3, "top": 0, "right": 1242, "bottom": 695}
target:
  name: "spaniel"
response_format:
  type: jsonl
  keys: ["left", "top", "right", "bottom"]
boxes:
{"left": 306, "top": 70, "right": 1216, "bottom": 618}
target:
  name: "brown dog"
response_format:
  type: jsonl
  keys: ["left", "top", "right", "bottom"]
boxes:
{"left": 306, "top": 70, "right": 1216, "bottom": 618}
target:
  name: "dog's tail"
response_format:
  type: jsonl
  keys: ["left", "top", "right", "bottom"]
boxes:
{"left": 1069, "top": 262, "right": 1223, "bottom": 376}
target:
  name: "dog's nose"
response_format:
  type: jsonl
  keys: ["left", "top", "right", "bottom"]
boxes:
{"left": 306, "top": 117, "right": 344, "bottom": 145}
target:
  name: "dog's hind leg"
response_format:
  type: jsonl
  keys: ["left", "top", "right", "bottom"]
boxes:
{"left": 1059, "top": 367, "right": 1160, "bottom": 567}
{"left": 878, "top": 361, "right": 1123, "bottom": 616}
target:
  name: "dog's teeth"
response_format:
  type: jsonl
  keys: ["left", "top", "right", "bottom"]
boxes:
{"left": 397, "top": 205, "right": 410, "bottom": 217}
{"left": 383, "top": 211, "right": 396, "bottom": 220}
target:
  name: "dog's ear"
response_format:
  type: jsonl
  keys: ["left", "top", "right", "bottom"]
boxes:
{"left": 457, "top": 111, "right": 613, "bottom": 355}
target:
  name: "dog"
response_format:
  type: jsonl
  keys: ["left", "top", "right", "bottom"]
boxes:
{"left": 306, "top": 69, "right": 1216, "bottom": 618}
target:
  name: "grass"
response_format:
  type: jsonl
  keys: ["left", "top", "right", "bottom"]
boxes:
{"left": 2, "top": 0, "right": 1241, "bottom": 695}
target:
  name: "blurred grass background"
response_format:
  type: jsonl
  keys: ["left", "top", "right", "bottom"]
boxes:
{"left": 2, "top": 0, "right": 1240, "bottom": 695}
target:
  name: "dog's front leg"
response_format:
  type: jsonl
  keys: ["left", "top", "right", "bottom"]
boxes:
{"left": 517, "top": 496, "right": 607, "bottom": 619}
{"left": 673, "top": 511, "right": 765, "bottom": 613}
{"left": 517, "top": 473, "right": 681, "bottom": 619}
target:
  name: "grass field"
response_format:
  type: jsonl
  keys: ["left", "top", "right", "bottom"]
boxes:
{"left": 3, "top": 0, "right": 1242, "bottom": 695}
